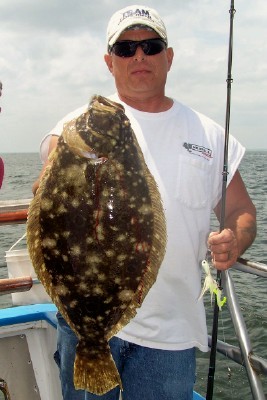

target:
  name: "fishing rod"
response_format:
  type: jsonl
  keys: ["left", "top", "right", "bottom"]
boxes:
{"left": 206, "top": 1, "right": 236, "bottom": 399}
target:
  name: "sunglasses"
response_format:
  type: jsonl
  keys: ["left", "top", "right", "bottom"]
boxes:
{"left": 110, "top": 38, "right": 167, "bottom": 58}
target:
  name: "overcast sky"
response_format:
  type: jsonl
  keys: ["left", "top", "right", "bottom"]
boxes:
{"left": 0, "top": 0, "right": 266, "bottom": 154}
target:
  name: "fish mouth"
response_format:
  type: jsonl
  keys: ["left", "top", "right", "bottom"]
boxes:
{"left": 79, "top": 150, "right": 99, "bottom": 159}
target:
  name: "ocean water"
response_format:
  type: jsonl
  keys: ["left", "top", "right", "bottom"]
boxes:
{"left": 0, "top": 151, "right": 266, "bottom": 399}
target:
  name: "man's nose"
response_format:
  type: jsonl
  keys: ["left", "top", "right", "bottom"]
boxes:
{"left": 134, "top": 46, "right": 145, "bottom": 61}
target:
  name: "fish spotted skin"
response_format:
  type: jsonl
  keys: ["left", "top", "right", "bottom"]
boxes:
{"left": 27, "top": 95, "right": 166, "bottom": 395}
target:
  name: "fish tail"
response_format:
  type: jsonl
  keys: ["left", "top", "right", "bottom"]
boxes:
{"left": 74, "top": 342, "right": 122, "bottom": 395}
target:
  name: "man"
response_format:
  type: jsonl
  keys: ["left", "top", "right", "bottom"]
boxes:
{"left": 33, "top": 5, "right": 256, "bottom": 400}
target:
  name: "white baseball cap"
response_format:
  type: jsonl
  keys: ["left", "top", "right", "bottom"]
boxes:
{"left": 107, "top": 5, "right": 168, "bottom": 50}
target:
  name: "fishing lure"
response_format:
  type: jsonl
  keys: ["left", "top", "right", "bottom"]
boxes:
{"left": 198, "top": 259, "right": 227, "bottom": 311}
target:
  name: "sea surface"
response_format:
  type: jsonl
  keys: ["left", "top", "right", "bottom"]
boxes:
{"left": 0, "top": 151, "right": 266, "bottom": 399}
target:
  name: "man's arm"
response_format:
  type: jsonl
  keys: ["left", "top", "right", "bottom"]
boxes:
{"left": 32, "top": 135, "right": 59, "bottom": 195}
{"left": 209, "top": 170, "right": 257, "bottom": 270}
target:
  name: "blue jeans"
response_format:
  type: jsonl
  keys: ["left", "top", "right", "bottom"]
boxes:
{"left": 54, "top": 313, "right": 196, "bottom": 400}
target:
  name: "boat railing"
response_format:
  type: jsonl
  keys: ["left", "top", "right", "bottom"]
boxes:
{"left": 0, "top": 199, "right": 266, "bottom": 399}
{"left": 0, "top": 198, "right": 31, "bottom": 225}
{"left": 220, "top": 265, "right": 266, "bottom": 399}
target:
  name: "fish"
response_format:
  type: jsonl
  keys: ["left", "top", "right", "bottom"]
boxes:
{"left": 27, "top": 95, "right": 167, "bottom": 395}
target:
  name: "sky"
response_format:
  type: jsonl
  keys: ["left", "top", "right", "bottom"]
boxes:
{"left": 0, "top": 0, "right": 267, "bottom": 154}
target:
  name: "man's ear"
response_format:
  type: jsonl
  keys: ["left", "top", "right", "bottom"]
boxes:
{"left": 104, "top": 54, "right": 113, "bottom": 74}
{"left": 166, "top": 47, "right": 174, "bottom": 72}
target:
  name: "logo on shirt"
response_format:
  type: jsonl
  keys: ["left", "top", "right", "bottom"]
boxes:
{"left": 183, "top": 142, "right": 213, "bottom": 160}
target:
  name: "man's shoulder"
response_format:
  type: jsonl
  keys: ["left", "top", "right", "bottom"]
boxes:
{"left": 50, "top": 94, "right": 117, "bottom": 135}
{"left": 51, "top": 104, "right": 88, "bottom": 135}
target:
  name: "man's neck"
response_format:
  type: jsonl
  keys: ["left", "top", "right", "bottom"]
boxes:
{"left": 117, "top": 93, "right": 173, "bottom": 113}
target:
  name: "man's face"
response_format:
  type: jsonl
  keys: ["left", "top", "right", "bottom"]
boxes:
{"left": 104, "top": 29, "right": 174, "bottom": 102}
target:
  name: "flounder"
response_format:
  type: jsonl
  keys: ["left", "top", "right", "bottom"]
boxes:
{"left": 27, "top": 95, "right": 166, "bottom": 395}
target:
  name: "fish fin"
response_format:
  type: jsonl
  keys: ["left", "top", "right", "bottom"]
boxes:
{"left": 48, "top": 147, "right": 57, "bottom": 162}
{"left": 107, "top": 301, "right": 138, "bottom": 340}
{"left": 62, "top": 118, "right": 96, "bottom": 158}
{"left": 27, "top": 169, "right": 53, "bottom": 299}
{"left": 74, "top": 342, "right": 122, "bottom": 395}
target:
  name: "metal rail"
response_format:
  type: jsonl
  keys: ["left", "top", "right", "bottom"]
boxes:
{"left": 0, "top": 199, "right": 31, "bottom": 225}
{"left": 0, "top": 276, "right": 34, "bottom": 295}
{"left": 233, "top": 258, "right": 267, "bottom": 278}
{"left": 209, "top": 337, "right": 267, "bottom": 377}
{"left": 222, "top": 270, "right": 266, "bottom": 399}
{"left": 0, "top": 199, "right": 32, "bottom": 212}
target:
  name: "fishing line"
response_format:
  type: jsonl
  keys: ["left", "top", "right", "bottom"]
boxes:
{"left": 219, "top": 306, "right": 235, "bottom": 399}
{"left": 206, "top": 1, "right": 236, "bottom": 399}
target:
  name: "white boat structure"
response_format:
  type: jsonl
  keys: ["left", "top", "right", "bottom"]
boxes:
{"left": 0, "top": 199, "right": 266, "bottom": 400}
